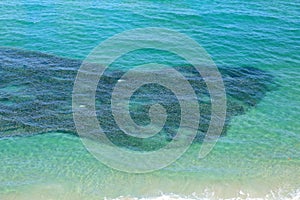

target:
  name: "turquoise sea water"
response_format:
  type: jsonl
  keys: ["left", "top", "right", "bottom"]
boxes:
{"left": 0, "top": 0, "right": 300, "bottom": 199}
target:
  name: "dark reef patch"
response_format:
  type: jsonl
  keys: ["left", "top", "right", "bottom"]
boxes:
{"left": 0, "top": 47, "right": 274, "bottom": 150}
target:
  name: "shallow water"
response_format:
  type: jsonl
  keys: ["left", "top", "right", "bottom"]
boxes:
{"left": 0, "top": 0, "right": 299, "bottom": 199}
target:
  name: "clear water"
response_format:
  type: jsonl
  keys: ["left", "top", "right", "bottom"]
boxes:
{"left": 0, "top": 0, "right": 299, "bottom": 199}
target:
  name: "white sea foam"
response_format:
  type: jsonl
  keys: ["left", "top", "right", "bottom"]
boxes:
{"left": 107, "top": 189, "right": 300, "bottom": 200}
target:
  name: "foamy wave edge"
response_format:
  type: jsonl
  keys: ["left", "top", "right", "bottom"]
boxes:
{"left": 107, "top": 189, "right": 300, "bottom": 200}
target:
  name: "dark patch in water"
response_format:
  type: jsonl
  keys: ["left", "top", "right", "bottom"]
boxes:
{"left": 0, "top": 47, "right": 274, "bottom": 151}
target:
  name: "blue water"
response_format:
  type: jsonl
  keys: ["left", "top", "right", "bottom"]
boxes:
{"left": 0, "top": 0, "right": 299, "bottom": 199}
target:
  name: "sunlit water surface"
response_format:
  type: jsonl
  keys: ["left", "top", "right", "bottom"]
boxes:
{"left": 0, "top": 0, "right": 299, "bottom": 199}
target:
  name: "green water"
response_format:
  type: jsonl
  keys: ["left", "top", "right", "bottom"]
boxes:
{"left": 0, "top": 0, "right": 299, "bottom": 199}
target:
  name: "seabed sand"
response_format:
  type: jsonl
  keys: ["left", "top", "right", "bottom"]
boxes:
{"left": 0, "top": 143, "right": 299, "bottom": 200}
{"left": 1, "top": 179, "right": 299, "bottom": 200}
